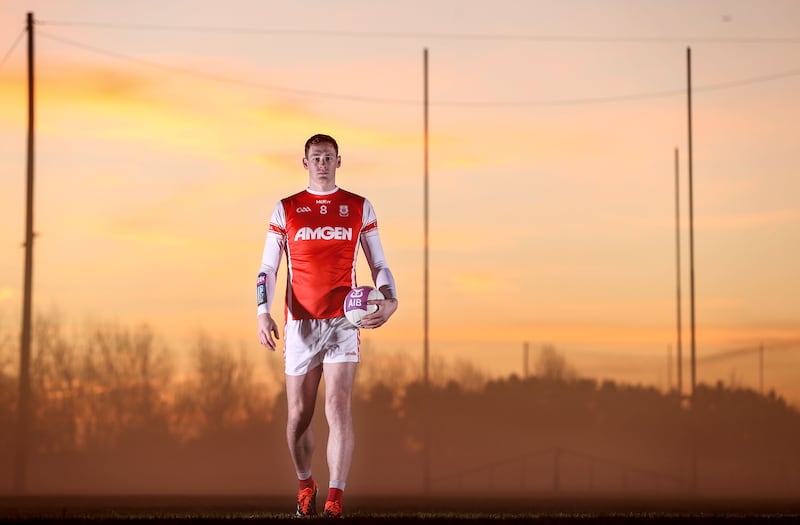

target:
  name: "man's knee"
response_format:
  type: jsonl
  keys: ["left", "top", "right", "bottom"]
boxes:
{"left": 287, "top": 404, "right": 315, "bottom": 434}
{"left": 325, "top": 393, "right": 352, "bottom": 427}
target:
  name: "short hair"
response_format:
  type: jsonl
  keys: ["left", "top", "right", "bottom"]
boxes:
{"left": 304, "top": 134, "right": 339, "bottom": 157}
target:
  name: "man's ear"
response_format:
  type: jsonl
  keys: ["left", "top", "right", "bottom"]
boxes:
{"left": 302, "top": 157, "right": 309, "bottom": 169}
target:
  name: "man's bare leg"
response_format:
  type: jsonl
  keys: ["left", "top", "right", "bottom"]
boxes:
{"left": 323, "top": 361, "right": 358, "bottom": 485}
{"left": 285, "top": 364, "right": 323, "bottom": 477}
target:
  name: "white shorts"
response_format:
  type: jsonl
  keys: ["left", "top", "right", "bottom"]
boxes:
{"left": 283, "top": 316, "right": 360, "bottom": 376}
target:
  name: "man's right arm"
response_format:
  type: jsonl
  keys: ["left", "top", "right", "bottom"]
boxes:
{"left": 256, "top": 203, "right": 286, "bottom": 349}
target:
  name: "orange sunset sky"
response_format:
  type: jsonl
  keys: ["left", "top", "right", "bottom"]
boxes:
{"left": 1, "top": 1, "right": 799, "bottom": 404}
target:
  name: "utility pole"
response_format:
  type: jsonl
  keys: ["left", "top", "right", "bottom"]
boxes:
{"left": 423, "top": 48, "right": 429, "bottom": 387}
{"left": 523, "top": 341, "right": 530, "bottom": 379}
{"left": 667, "top": 344, "right": 673, "bottom": 393}
{"left": 687, "top": 47, "right": 696, "bottom": 400}
{"left": 422, "top": 47, "right": 431, "bottom": 495}
{"left": 674, "top": 147, "right": 683, "bottom": 398}
{"left": 686, "top": 46, "right": 698, "bottom": 495}
{"left": 14, "top": 11, "right": 35, "bottom": 494}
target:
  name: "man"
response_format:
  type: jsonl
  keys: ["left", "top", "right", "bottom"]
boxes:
{"left": 256, "top": 134, "right": 398, "bottom": 518}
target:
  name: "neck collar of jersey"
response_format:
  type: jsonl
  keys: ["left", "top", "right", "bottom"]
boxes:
{"left": 306, "top": 186, "right": 339, "bottom": 196}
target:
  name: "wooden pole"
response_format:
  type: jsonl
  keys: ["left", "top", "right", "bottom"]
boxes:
{"left": 14, "top": 11, "right": 35, "bottom": 494}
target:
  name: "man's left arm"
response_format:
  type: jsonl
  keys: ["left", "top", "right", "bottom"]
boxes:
{"left": 360, "top": 227, "right": 398, "bottom": 329}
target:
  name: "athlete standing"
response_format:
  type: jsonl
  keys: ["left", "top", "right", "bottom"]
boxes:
{"left": 256, "top": 134, "right": 398, "bottom": 518}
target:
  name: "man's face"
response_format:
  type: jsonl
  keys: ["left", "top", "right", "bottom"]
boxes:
{"left": 303, "top": 143, "right": 341, "bottom": 189}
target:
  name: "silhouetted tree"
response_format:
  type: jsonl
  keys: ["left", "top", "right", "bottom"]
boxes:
{"left": 29, "top": 313, "right": 80, "bottom": 453}
{"left": 451, "top": 358, "right": 487, "bottom": 392}
{"left": 173, "top": 336, "right": 267, "bottom": 438}
{"left": 0, "top": 314, "right": 14, "bottom": 406}
{"left": 3, "top": 310, "right": 799, "bottom": 496}
{"left": 535, "top": 344, "right": 577, "bottom": 381}
{"left": 81, "top": 322, "right": 173, "bottom": 448}
{"left": 355, "top": 343, "right": 417, "bottom": 404}
{"left": 0, "top": 316, "right": 15, "bottom": 486}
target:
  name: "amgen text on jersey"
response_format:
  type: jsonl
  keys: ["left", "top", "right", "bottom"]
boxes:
{"left": 294, "top": 226, "right": 353, "bottom": 242}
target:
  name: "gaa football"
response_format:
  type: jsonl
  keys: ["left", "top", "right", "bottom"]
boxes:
{"left": 343, "top": 286, "right": 384, "bottom": 328}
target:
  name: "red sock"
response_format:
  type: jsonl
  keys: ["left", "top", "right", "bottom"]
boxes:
{"left": 327, "top": 487, "right": 343, "bottom": 504}
{"left": 298, "top": 476, "right": 315, "bottom": 491}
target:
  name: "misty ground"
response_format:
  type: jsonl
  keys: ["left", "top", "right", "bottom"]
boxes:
{"left": 3, "top": 322, "right": 800, "bottom": 522}
{"left": 2, "top": 494, "right": 800, "bottom": 523}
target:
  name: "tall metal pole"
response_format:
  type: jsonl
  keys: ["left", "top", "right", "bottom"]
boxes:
{"left": 667, "top": 345, "right": 673, "bottom": 393}
{"left": 423, "top": 48, "right": 429, "bottom": 387}
{"left": 14, "top": 11, "right": 35, "bottom": 494}
{"left": 674, "top": 147, "right": 683, "bottom": 397}
{"left": 686, "top": 46, "right": 698, "bottom": 495}
{"left": 687, "top": 47, "right": 697, "bottom": 399}
{"left": 422, "top": 47, "right": 431, "bottom": 495}
{"left": 759, "top": 343, "right": 764, "bottom": 395}
{"left": 523, "top": 341, "right": 530, "bottom": 379}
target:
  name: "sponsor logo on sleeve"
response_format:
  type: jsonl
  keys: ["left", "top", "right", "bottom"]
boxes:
{"left": 256, "top": 272, "right": 267, "bottom": 306}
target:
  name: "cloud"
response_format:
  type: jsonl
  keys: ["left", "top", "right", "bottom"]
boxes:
{"left": 1, "top": 61, "right": 326, "bottom": 162}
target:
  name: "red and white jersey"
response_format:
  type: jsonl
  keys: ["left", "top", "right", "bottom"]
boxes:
{"left": 258, "top": 186, "right": 395, "bottom": 320}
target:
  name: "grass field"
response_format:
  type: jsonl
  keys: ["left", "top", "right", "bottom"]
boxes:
{"left": 2, "top": 495, "right": 800, "bottom": 523}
